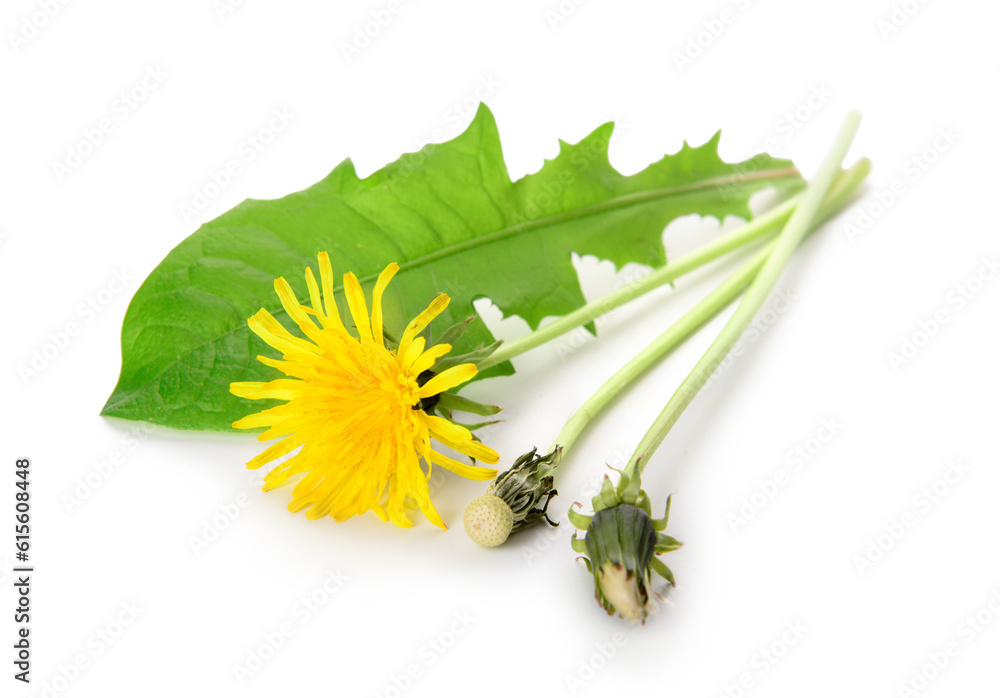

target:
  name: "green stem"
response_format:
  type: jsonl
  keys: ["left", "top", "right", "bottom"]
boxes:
{"left": 626, "top": 112, "right": 863, "bottom": 477}
{"left": 554, "top": 244, "right": 771, "bottom": 456}
{"left": 548, "top": 155, "right": 870, "bottom": 460}
{"left": 477, "top": 192, "right": 806, "bottom": 371}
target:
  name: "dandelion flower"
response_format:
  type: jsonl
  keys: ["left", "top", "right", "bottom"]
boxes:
{"left": 230, "top": 252, "right": 500, "bottom": 528}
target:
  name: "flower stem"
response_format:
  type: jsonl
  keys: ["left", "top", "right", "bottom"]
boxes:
{"left": 549, "top": 154, "right": 870, "bottom": 460}
{"left": 478, "top": 192, "right": 805, "bottom": 371}
{"left": 554, "top": 245, "right": 770, "bottom": 456}
{"left": 625, "top": 112, "right": 863, "bottom": 477}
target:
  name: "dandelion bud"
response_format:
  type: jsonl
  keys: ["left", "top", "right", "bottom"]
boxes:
{"left": 487, "top": 447, "right": 561, "bottom": 530}
{"left": 464, "top": 446, "right": 562, "bottom": 547}
{"left": 570, "top": 468, "right": 682, "bottom": 623}
{"left": 584, "top": 504, "right": 658, "bottom": 623}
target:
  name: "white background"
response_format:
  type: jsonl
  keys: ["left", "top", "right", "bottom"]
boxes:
{"left": 2, "top": 1, "right": 999, "bottom": 696}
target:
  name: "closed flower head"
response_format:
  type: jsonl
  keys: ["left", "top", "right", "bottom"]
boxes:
{"left": 231, "top": 252, "right": 500, "bottom": 528}
{"left": 570, "top": 467, "right": 682, "bottom": 623}
{"left": 464, "top": 446, "right": 561, "bottom": 547}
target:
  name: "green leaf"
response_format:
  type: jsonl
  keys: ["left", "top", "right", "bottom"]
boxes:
{"left": 101, "top": 104, "right": 802, "bottom": 431}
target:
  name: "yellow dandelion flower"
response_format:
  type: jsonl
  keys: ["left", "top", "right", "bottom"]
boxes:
{"left": 230, "top": 252, "right": 500, "bottom": 529}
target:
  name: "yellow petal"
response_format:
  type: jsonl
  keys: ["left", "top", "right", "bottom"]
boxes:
{"left": 417, "top": 363, "right": 477, "bottom": 398}
{"left": 398, "top": 293, "right": 449, "bottom": 358}
{"left": 246, "top": 434, "right": 304, "bottom": 469}
{"left": 430, "top": 450, "right": 498, "bottom": 481}
{"left": 304, "top": 267, "right": 324, "bottom": 314}
{"left": 306, "top": 489, "right": 342, "bottom": 520}
{"left": 399, "top": 452, "right": 445, "bottom": 530}
{"left": 256, "top": 355, "right": 284, "bottom": 369}
{"left": 230, "top": 381, "right": 265, "bottom": 397}
{"left": 385, "top": 475, "right": 413, "bottom": 528}
{"left": 257, "top": 417, "right": 303, "bottom": 442}
{"left": 274, "top": 277, "right": 316, "bottom": 329}
{"left": 436, "top": 434, "right": 500, "bottom": 465}
{"left": 420, "top": 412, "right": 473, "bottom": 444}
{"left": 229, "top": 378, "right": 302, "bottom": 401}
{"left": 265, "top": 451, "right": 313, "bottom": 490}
{"left": 232, "top": 411, "right": 280, "bottom": 430}
{"left": 317, "top": 252, "right": 347, "bottom": 332}
{"left": 399, "top": 336, "right": 426, "bottom": 374}
{"left": 343, "top": 272, "right": 373, "bottom": 342}
{"left": 370, "top": 263, "right": 399, "bottom": 346}
{"left": 247, "top": 309, "right": 320, "bottom": 356}
{"left": 417, "top": 498, "right": 446, "bottom": 530}
{"left": 407, "top": 343, "right": 451, "bottom": 377}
